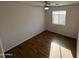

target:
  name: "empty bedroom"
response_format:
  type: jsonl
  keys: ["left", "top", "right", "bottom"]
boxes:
{"left": 0, "top": 1, "right": 79, "bottom": 58}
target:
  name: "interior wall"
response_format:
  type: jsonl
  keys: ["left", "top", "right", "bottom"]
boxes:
{"left": 0, "top": 2, "right": 45, "bottom": 52}
{"left": 45, "top": 4, "right": 79, "bottom": 39}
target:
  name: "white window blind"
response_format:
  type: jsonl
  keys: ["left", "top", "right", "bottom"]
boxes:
{"left": 52, "top": 10, "right": 66, "bottom": 25}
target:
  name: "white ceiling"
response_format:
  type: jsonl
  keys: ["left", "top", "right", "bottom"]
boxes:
{"left": 16, "top": 1, "right": 79, "bottom": 6}
{"left": 48, "top": 1, "right": 79, "bottom": 6}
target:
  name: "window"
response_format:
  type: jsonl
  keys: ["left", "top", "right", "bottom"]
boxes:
{"left": 52, "top": 10, "right": 66, "bottom": 25}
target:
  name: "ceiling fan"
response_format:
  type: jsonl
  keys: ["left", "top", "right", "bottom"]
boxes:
{"left": 44, "top": 1, "right": 50, "bottom": 10}
{"left": 33, "top": 1, "right": 52, "bottom": 10}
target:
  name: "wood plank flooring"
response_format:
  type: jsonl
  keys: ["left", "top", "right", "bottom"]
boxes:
{"left": 5, "top": 31, "right": 77, "bottom": 58}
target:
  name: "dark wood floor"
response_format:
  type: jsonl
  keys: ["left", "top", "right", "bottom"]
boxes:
{"left": 5, "top": 31, "right": 77, "bottom": 58}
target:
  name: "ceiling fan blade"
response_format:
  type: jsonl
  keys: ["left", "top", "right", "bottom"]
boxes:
{"left": 32, "top": 6, "right": 44, "bottom": 7}
{"left": 32, "top": 1, "right": 53, "bottom": 7}
{"left": 47, "top": 6, "right": 53, "bottom": 7}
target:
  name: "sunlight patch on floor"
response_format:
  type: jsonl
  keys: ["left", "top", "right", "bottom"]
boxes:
{"left": 49, "top": 42, "right": 73, "bottom": 58}
{"left": 49, "top": 42, "right": 60, "bottom": 58}
{"left": 61, "top": 46, "right": 73, "bottom": 58}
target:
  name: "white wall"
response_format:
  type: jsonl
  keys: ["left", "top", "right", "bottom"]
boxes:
{"left": 45, "top": 4, "right": 79, "bottom": 39}
{"left": 0, "top": 2, "right": 45, "bottom": 52}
